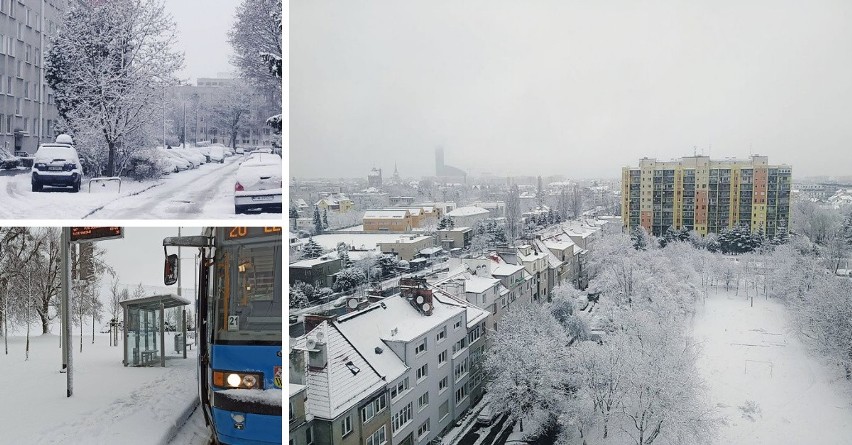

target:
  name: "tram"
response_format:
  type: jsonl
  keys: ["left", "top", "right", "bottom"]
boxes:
{"left": 163, "top": 227, "right": 283, "bottom": 445}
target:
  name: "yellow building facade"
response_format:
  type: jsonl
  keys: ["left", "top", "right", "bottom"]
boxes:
{"left": 622, "top": 156, "right": 791, "bottom": 238}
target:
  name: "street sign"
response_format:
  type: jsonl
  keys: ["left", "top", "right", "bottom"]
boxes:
{"left": 70, "top": 227, "right": 123, "bottom": 243}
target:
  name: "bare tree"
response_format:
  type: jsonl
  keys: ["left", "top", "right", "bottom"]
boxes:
{"left": 229, "top": 0, "right": 283, "bottom": 96}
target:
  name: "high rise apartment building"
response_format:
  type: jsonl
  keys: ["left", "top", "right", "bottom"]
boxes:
{"left": 621, "top": 155, "right": 792, "bottom": 238}
{"left": 0, "top": 0, "right": 65, "bottom": 155}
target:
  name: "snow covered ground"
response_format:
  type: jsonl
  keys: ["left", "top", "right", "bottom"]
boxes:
{"left": 693, "top": 289, "right": 852, "bottom": 444}
{"left": 0, "top": 155, "right": 280, "bottom": 219}
{"left": 0, "top": 333, "right": 199, "bottom": 445}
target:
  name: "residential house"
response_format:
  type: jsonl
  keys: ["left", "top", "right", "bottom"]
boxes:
{"left": 290, "top": 256, "right": 342, "bottom": 288}
{"left": 363, "top": 209, "right": 413, "bottom": 232}
{"left": 436, "top": 227, "right": 473, "bottom": 251}
{"left": 289, "top": 384, "right": 314, "bottom": 445}
{"left": 378, "top": 235, "right": 436, "bottom": 261}
{"left": 290, "top": 321, "right": 391, "bottom": 445}
{"left": 316, "top": 194, "right": 354, "bottom": 213}
{"left": 446, "top": 206, "right": 490, "bottom": 228}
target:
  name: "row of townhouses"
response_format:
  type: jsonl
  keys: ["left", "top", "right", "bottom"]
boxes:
{"left": 289, "top": 219, "right": 609, "bottom": 445}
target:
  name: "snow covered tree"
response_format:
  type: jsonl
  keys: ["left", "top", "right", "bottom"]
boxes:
{"left": 437, "top": 215, "right": 454, "bottom": 230}
{"left": 322, "top": 209, "right": 329, "bottom": 229}
{"left": 570, "top": 184, "right": 584, "bottom": 218}
{"left": 45, "top": 0, "right": 184, "bottom": 177}
{"left": 289, "top": 206, "right": 299, "bottom": 219}
{"left": 289, "top": 282, "right": 311, "bottom": 309}
{"left": 506, "top": 184, "right": 521, "bottom": 240}
{"left": 302, "top": 238, "right": 324, "bottom": 259}
{"left": 485, "top": 303, "right": 572, "bottom": 435}
{"left": 229, "top": 0, "right": 282, "bottom": 99}
{"left": 208, "top": 86, "right": 255, "bottom": 149}
{"left": 630, "top": 226, "right": 651, "bottom": 251}
{"left": 332, "top": 268, "right": 366, "bottom": 293}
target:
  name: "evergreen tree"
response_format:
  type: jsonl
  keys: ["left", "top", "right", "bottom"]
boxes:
{"left": 340, "top": 250, "right": 353, "bottom": 269}
{"left": 302, "top": 238, "right": 323, "bottom": 259}
{"left": 660, "top": 226, "right": 678, "bottom": 248}
{"left": 631, "top": 226, "right": 648, "bottom": 250}
{"left": 313, "top": 206, "right": 323, "bottom": 235}
{"left": 438, "top": 216, "right": 454, "bottom": 230}
{"left": 289, "top": 206, "right": 299, "bottom": 219}
{"left": 322, "top": 209, "right": 329, "bottom": 229}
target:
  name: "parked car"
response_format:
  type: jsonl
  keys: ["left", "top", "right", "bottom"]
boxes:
{"left": 168, "top": 147, "right": 204, "bottom": 168}
{"left": 234, "top": 153, "right": 282, "bottom": 214}
{"left": 235, "top": 147, "right": 245, "bottom": 155}
{"left": 253, "top": 147, "right": 273, "bottom": 154}
{"left": 476, "top": 403, "right": 500, "bottom": 426}
{"left": 31, "top": 138, "right": 83, "bottom": 192}
{"left": 158, "top": 147, "right": 191, "bottom": 171}
{"left": 208, "top": 145, "right": 226, "bottom": 163}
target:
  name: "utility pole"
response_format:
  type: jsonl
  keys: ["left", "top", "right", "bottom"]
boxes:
{"left": 61, "top": 227, "right": 73, "bottom": 397}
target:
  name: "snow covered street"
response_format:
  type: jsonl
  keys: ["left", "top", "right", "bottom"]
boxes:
{"left": 693, "top": 289, "right": 852, "bottom": 444}
{"left": 0, "top": 155, "right": 280, "bottom": 219}
{"left": 0, "top": 334, "right": 199, "bottom": 445}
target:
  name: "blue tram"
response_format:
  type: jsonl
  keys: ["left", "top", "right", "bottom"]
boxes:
{"left": 164, "top": 227, "right": 283, "bottom": 445}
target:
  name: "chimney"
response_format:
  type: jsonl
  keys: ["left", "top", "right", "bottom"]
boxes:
{"left": 289, "top": 349, "right": 306, "bottom": 385}
{"left": 307, "top": 331, "right": 328, "bottom": 370}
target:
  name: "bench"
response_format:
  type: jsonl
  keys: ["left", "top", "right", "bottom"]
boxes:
{"left": 140, "top": 350, "right": 159, "bottom": 363}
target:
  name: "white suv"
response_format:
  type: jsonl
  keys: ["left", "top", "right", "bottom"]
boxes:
{"left": 31, "top": 135, "right": 83, "bottom": 192}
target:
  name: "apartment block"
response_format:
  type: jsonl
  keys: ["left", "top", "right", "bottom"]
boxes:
{"left": 0, "top": 0, "right": 64, "bottom": 155}
{"left": 621, "top": 155, "right": 792, "bottom": 238}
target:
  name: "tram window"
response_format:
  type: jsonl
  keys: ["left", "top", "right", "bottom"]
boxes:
{"left": 214, "top": 244, "right": 282, "bottom": 343}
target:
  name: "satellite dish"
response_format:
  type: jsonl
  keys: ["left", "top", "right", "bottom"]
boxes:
{"left": 347, "top": 298, "right": 359, "bottom": 309}
{"left": 315, "top": 331, "right": 325, "bottom": 343}
{"left": 422, "top": 303, "right": 432, "bottom": 312}
{"left": 306, "top": 337, "right": 317, "bottom": 350}
{"left": 416, "top": 295, "right": 425, "bottom": 304}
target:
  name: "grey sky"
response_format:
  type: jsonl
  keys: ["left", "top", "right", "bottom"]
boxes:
{"left": 291, "top": 0, "right": 852, "bottom": 180}
{"left": 163, "top": 0, "right": 239, "bottom": 83}
{"left": 100, "top": 227, "right": 201, "bottom": 292}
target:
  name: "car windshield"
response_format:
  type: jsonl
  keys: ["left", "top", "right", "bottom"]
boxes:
{"left": 213, "top": 243, "right": 282, "bottom": 344}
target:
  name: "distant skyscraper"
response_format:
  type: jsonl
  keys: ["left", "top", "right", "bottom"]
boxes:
{"left": 621, "top": 155, "right": 792, "bottom": 238}
{"left": 435, "top": 147, "right": 466, "bottom": 180}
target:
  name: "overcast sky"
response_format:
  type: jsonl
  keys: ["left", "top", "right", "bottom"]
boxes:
{"left": 291, "top": 0, "right": 852, "bottom": 180}
{"left": 100, "top": 227, "right": 201, "bottom": 294}
{"left": 164, "top": 0, "right": 239, "bottom": 83}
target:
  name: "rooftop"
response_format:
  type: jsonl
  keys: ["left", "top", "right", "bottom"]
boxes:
{"left": 447, "top": 206, "right": 490, "bottom": 217}
{"left": 364, "top": 209, "right": 409, "bottom": 219}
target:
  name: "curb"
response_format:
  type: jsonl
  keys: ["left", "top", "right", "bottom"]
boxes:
{"left": 159, "top": 396, "right": 202, "bottom": 445}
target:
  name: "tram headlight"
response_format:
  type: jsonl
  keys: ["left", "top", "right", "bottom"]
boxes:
{"left": 213, "top": 370, "right": 264, "bottom": 389}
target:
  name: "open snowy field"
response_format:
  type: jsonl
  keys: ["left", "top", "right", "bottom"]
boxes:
{"left": 693, "top": 289, "right": 852, "bottom": 444}
{"left": 0, "top": 155, "right": 279, "bottom": 219}
{"left": 0, "top": 333, "right": 198, "bottom": 445}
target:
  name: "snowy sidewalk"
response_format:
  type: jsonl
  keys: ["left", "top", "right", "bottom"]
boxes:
{"left": 0, "top": 334, "right": 199, "bottom": 445}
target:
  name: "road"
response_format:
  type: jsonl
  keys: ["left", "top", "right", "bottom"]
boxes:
{"left": 0, "top": 155, "right": 281, "bottom": 219}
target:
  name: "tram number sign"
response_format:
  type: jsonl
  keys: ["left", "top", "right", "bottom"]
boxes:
{"left": 226, "top": 227, "right": 282, "bottom": 240}
{"left": 70, "top": 227, "right": 123, "bottom": 243}
{"left": 227, "top": 316, "right": 240, "bottom": 331}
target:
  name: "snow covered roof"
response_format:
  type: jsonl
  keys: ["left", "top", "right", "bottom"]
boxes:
{"left": 491, "top": 263, "right": 524, "bottom": 276}
{"left": 543, "top": 239, "right": 576, "bottom": 251}
{"left": 464, "top": 276, "right": 500, "bottom": 294}
{"left": 447, "top": 206, "right": 490, "bottom": 217}
{"left": 289, "top": 383, "right": 306, "bottom": 397}
{"left": 420, "top": 247, "right": 444, "bottom": 255}
{"left": 289, "top": 256, "right": 339, "bottom": 268}
{"left": 378, "top": 235, "right": 433, "bottom": 245}
{"left": 292, "top": 321, "right": 386, "bottom": 420}
{"left": 364, "top": 209, "right": 409, "bottom": 219}
{"left": 534, "top": 240, "right": 564, "bottom": 268}
{"left": 433, "top": 290, "right": 489, "bottom": 328}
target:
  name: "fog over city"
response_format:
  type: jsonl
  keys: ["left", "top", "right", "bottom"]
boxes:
{"left": 291, "top": 0, "right": 852, "bottom": 179}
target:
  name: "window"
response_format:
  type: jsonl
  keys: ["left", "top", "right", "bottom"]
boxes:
{"left": 439, "top": 401, "right": 449, "bottom": 421}
{"left": 391, "top": 403, "right": 412, "bottom": 433}
{"left": 455, "top": 358, "right": 468, "bottom": 382}
{"left": 15, "top": 98, "right": 20, "bottom": 115}
{"left": 0, "top": 34, "right": 4, "bottom": 55}
{"left": 22, "top": 118, "right": 27, "bottom": 133}
{"left": 0, "top": 114, "right": 4, "bottom": 134}
{"left": 17, "top": 60, "right": 22, "bottom": 77}
{"left": 454, "top": 317, "right": 462, "bottom": 330}
{"left": 34, "top": 12, "right": 39, "bottom": 31}
{"left": 452, "top": 338, "right": 467, "bottom": 355}
{"left": 390, "top": 377, "right": 409, "bottom": 401}
{"left": 455, "top": 385, "right": 468, "bottom": 405}
{"left": 417, "top": 419, "right": 431, "bottom": 440}
{"left": 414, "top": 338, "right": 427, "bottom": 355}
{"left": 0, "top": 0, "right": 5, "bottom": 13}
{"left": 366, "top": 425, "right": 386, "bottom": 445}
{"left": 306, "top": 426, "right": 314, "bottom": 445}
{"left": 289, "top": 401, "right": 295, "bottom": 421}
{"left": 436, "top": 327, "right": 446, "bottom": 342}
{"left": 5, "top": 115, "right": 10, "bottom": 134}
{"left": 24, "top": 6, "right": 29, "bottom": 27}
{"left": 5, "top": 76, "right": 10, "bottom": 94}
{"left": 342, "top": 415, "right": 352, "bottom": 437}
{"left": 438, "top": 376, "right": 448, "bottom": 392}
{"left": 7, "top": 37, "right": 13, "bottom": 57}
{"left": 8, "top": 0, "right": 14, "bottom": 19}
{"left": 416, "top": 364, "right": 428, "bottom": 382}
{"left": 417, "top": 392, "right": 429, "bottom": 411}
{"left": 438, "top": 350, "right": 447, "bottom": 365}
{"left": 24, "top": 44, "right": 29, "bottom": 63}
{"left": 23, "top": 81, "right": 28, "bottom": 99}
{"left": 360, "top": 394, "right": 387, "bottom": 423}
{"left": 468, "top": 324, "right": 482, "bottom": 344}
{"left": 16, "top": 22, "right": 22, "bottom": 40}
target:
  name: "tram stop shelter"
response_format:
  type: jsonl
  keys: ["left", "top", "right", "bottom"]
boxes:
{"left": 121, "top": 293, "right": 191, "bottom": 367}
